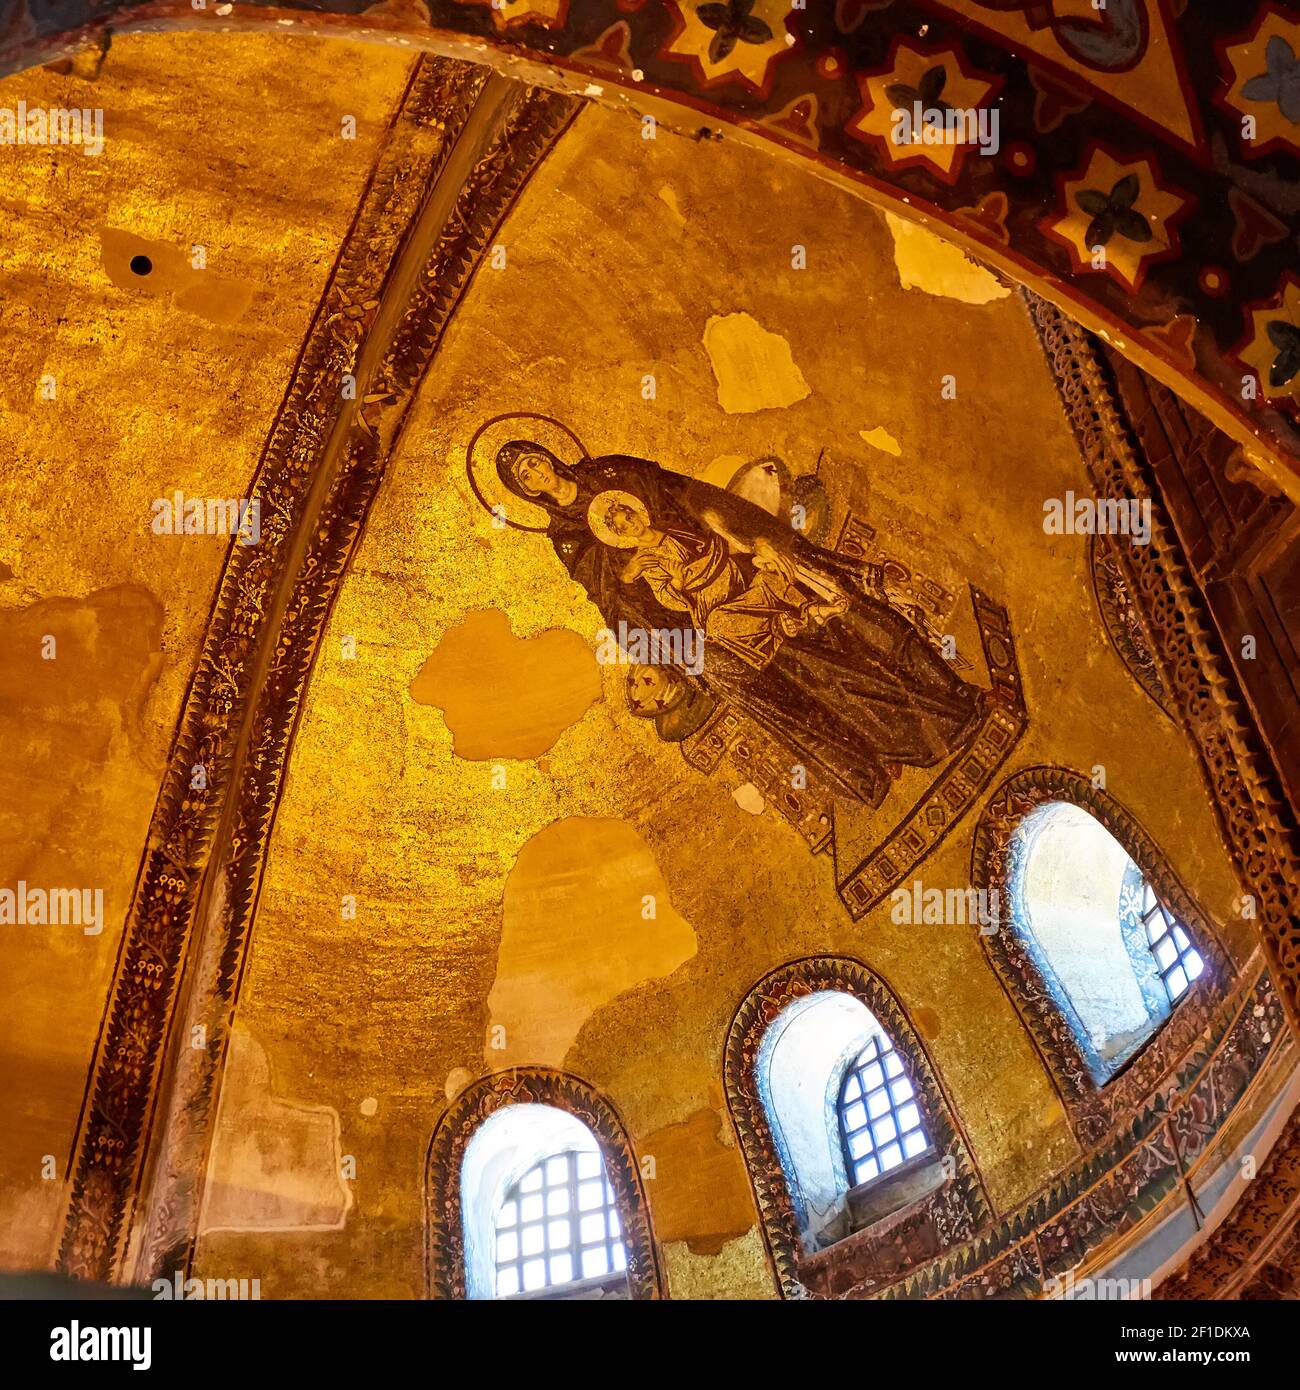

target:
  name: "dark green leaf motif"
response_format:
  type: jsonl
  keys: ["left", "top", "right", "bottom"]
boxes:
{"left": 1266, "top": 319, "right": 1300, "bottom": 388}
{"left": 697, "top": 0, "right": 774, "bottom": 67}
{"left": 885, "top": 64, "right": 952, "bottom": 117}
{"left": 1074, "top": 174, "right": 1152, "bottom": 250}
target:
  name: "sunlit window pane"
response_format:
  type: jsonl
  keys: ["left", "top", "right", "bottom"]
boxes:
{"left": 1140, "top": 884, "right": 1204, "bottom": 1008}
{"left": 494, "top": 1147, "right": 627, "bottom": 1297}
{"left": 836, "top": 1034, "right": 932, "bottom": 1188}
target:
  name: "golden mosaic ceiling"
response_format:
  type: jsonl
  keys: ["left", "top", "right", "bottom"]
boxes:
{"left": 0, "top": 18, "right": 1296, "bottom": 1314}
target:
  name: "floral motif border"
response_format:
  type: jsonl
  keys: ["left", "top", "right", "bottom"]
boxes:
{"left": 722, "top": 955, "right": 992, "bottom": 1299}
{"left": 878, "top": 966, "right": 1287, "bottom": 1299}
{"left": 837, "top": 585, "right": 1027, "bottom": 918}
{"left": 1159, "top": 1097, "right": 1300, "bottom": 1299}
{"left": 1088, "top": 532, "right": 1173, "bottom": 719}
{"left": 5, "top": 2, "right": 1300, "bottom": 473}
{"left": 424, "top": 1068, "right": 663, "bottom": 1301}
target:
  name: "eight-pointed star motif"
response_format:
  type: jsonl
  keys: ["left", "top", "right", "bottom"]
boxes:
{"left": 661, "top": 0, "right": 797, "bottom": 97}
{"left": 1042, "top": 148, "right": 1188, "bottom": 294}
{"left": 1221, "top": 9, "right": 1300, "bottom": 156}
{"left": 1236, "top": 274, "right": 1300, "bottom": 406}
{"left": 847, "top": 40, "right": 1000, "bottom": 184}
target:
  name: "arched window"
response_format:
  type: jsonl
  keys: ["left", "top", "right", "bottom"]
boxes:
{"left": 426, "top": 1069, "right": 662, "bottom": 1300}
{"left": 755, "top": 990, "right": 940, "bottom": 1250}
{"left": 492, "top": 1141, "right": 626, "bottom": 1297}
{"left": 973, "top": 768, "right": 1230, "bottom": 1149}
{"left": 459, "top": 1104, "right": 627, "bottom": 1299}
{"left": 723, "top": 958, "right": 988, "bottom": 1297}
{"left": 1013, "top": 800, "right": 1205, "bottom": 1085}
{"left": 1138, "top": 877, "right": 1204, "bottom": 1004}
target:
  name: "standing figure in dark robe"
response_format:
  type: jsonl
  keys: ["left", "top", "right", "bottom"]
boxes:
{"left": 495, "top": 441, "right": 985, "bottom": 808}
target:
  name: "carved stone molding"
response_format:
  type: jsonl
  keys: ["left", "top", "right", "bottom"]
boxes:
{"left": 1088, "top": 533, "right": 1173, "bottom": 719}
{"left": 1159, "top": 1100, "right": 1300, "bottom": 1300}
{"left": 722, "top": 955, "right": 992, "bottom": 1299}
{"left": 879, "top": 968, "right": 1286, "bottom": 1299}
{"left": 55, "top": 57, "right": 579, "bottom": 1284}
{"left": 972, "top": 765, "right": 1233, "bottom": 1149}
{"left": 424, "top": 1068, "right": 663, "bottom": 1301}
{"left": 1024, "top": 292, "right": 1300, "bottom": 1036}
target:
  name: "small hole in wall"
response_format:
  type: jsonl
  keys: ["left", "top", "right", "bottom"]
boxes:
{"left": 129, "top": 254, "right": 153, "bottom": 276}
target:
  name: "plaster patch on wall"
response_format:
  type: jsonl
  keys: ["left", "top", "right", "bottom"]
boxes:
{"left": 883, "top": 212, "right": 1010, "bottom": 305}
{"left": 658, "top": 184, "right": 686, "bottom": 227}
{"left": 444, "top": 1067, "right": 474, "bottom": 1101}
{"left": 487, "top": 817, "right": 697, "bottom": 1067}
{"left": 663, "top": 1226, "right": 777, "bottom": 1300}
{"left": 410, "top": 608, "right": 601, "bottom": 760}
{"left": 200, "top": 1028, "right": 353, "bottom": 1234}
{"left": 0, "top": 582, "right": 163, "bottom": 734}
{"left": 860, "top": 425, "right": 902, "bottom": 457}
{"left": 0, "top": 584, "right": 164, "bottom": 890}
{"left": 733, "top": 782, "right": 765, "bottom": 815}
{"left": 99, "top": 228, "right": 257, "bottom": 326}
{"left": 641, "top": 1107, "right": 755, "bottom": 1254}
{"left": 914, "top": 1005, "right": 941, "bottom": 1040}
{"left": 703, "top": 311, "right": 810, "bottom": 414}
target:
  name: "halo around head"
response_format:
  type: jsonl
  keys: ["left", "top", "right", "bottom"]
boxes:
{"left": 465, "top": 412, "right": 591, "bottom": 532}
{"left": 587, "top": 490, "right": 650, "bottom": 548}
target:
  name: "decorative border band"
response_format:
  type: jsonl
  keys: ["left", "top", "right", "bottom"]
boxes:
{"left": 879, "top": 967, "right": 1285, "bottom": 1299}
{"left": 837, "top": 585, "right": 1028, "bottom": 918}
{"left": 1024, "top": 292, "right": 1300, "bottom": 1034}
{"left": 56, "top": 59, "right": 580, "bottom": 1283}
{"left": 4, "top": 3, "right": 1300, "bottom": 478}
{"left": 1160, "top": 1098, "right": 1300, "bottom": 1299}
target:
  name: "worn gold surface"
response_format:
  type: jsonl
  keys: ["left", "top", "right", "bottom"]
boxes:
{"left": 193, "top": 101, "right": 1248, "bottom": 1297}
{"left": 0, "top": 31, "right": 415, "bottom": 1266}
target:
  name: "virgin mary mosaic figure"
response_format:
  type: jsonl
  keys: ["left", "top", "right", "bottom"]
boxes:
{"left": 493, "top": 439, "right": 985, "bottom": 809}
